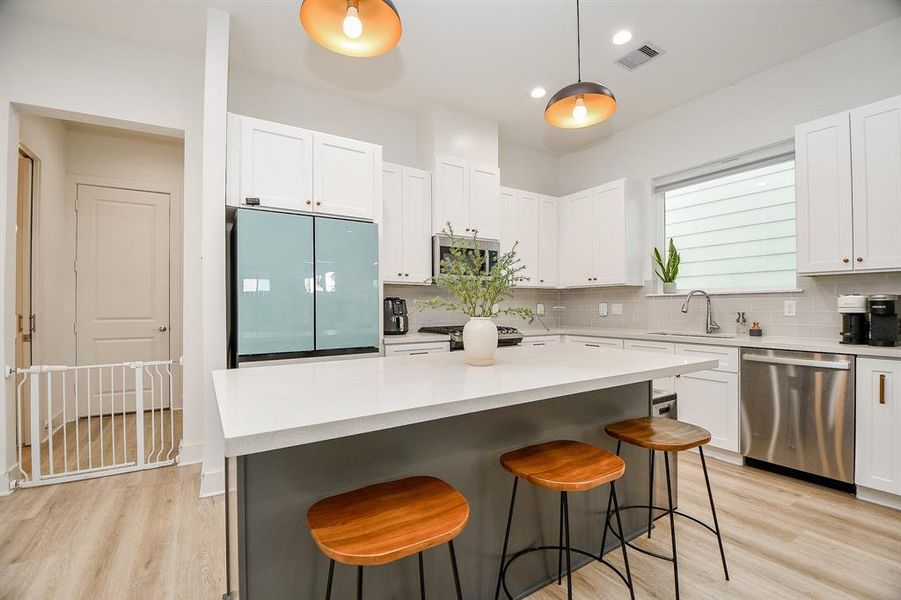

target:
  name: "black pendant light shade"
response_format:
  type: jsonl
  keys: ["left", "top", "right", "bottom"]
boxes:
{"left": 300, "top": 0, "right": 402, "bottom": 58}
{"left": 545, "top": 0, "right": 617, "bottom": 129}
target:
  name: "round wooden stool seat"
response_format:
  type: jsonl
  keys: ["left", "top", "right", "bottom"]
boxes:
{"left": 500, "top": 440, "right": 625, "bottom": 492}
{"left": 307, "top": 476, "right": 469, "bottom": 567}
{"left": 605, "top": 417, "right": 711, "bottom": 452}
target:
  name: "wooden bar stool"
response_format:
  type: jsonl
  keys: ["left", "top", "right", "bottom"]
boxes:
{"left": 307, "top": 476, "right": 469, "bottom": 599}
{"left": 493, "top": 440, "right": 635, "bottom": 600}
{"left": 603, "top": 417, "right": 730, "bottom": 600}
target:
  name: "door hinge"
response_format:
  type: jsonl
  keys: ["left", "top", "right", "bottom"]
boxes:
{"left": 73, "top": 321, "right": 77, "bottom": 335}
{"left": 29, "top": 314, "right": 36, "bottom": 334}
{"left": 73, "top": 260, "right": 77, "bottom": 273}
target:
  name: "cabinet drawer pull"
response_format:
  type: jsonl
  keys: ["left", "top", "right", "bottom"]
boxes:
{"left": 409, "top": 351, "right": 429, "bottom": 356}
{"left": 585, "top": 343, "right": 600, "bottom": 348}
{"left": 879, "top": 373, "right": 886, "bottom": 404}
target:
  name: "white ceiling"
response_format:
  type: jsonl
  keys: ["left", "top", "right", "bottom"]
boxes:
{"left": 5, "top": 0, "right": 900, "bottom": 155}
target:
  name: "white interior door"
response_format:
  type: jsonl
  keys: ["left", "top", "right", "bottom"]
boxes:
{"left": 76, "top": 185, "right": 170, "bottom": 413}
{"left": 16, "top": 154, "right": 34, "bottom": 444}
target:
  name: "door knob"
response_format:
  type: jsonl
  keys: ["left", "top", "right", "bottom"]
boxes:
{"left": 158, "top": 325, "right": 168, "bottom": 332}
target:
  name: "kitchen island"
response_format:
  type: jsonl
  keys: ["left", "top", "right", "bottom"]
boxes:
{"left": 213, "top": 344, "right": 717, "bottom": 599}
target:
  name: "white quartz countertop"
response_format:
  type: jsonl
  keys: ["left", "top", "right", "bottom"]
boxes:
{"left": 212, "top": 344, "right": 718, "bottom": 457}
{"left": 384, "top": 328, "right": 901, "bottom": 359}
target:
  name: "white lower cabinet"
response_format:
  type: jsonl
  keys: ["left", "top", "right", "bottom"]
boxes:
{"left": 384, "top": 341, "right": 450, "bottom": 356}
{"left": 624, "top": 340, "right": 676, "bottom": 391}
{"left": 856, "top": 358, "right": 901, "bottom": 496}
{"left": 674, "top": 369, "right": 740, "bottom": 453}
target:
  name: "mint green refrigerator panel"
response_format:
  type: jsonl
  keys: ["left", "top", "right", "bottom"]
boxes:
{"left": 314, "top": 218, "right": 379, "bottom": 350}
{"left": 237, "top": 209, "right": 315, "bottom": 356}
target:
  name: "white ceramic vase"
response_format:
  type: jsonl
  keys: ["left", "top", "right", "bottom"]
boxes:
{"left": 663, "top": 282, "right": 677, "bottom": 294}
{"left": 463, "top": 317, "right": 498, "bottom": 366}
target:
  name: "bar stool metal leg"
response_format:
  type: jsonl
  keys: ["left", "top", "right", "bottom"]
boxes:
{"left": 557, "top": 492, "right": 564, "bottom": 585}
{"left": 648, "top": 449, "right": 655, "bottom": 538}
{"left": 418, "top": 552, "right": 426, "bottom": 599}
{"left": 610, "top": 481, "right": 636, "bottom": 600}
{"left": 664, "top": 451, "right": 680, "bottom": 600}
{"left": 325, "top": 559, "right": 335, "bottom": 600}
{"left": 700, "top": 446, "right": 730, "bottom": 581}
{"left": 562, "top": 491, "right": 573, "bottom": 600}
{"left": 494, "top": 477, "right": 519, "bottom": 600}
{"left": 356, "top": 565, "right": 363, "bottom": 600}
{"left": 448, "top": 540, "right": 463, "bottom": 600}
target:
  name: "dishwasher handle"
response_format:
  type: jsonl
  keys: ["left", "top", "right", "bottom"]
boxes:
{"left": 742, "top": 353, "right": 851, "bottom": 370}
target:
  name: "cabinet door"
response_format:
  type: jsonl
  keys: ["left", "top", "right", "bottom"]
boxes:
{"left": 593, "top": 181, "right": 627, "bottom": 285}
{"left": 516, "top": 190, "right": 540, "bottom": 285}
{"left": 624, "top": 340, "right": 676, "bottom": 391}
{"left": 433, "top": 155, "right": 469, "bottom": 234}
{"left": 795, "top": 113, "right": 853, "bottom": 273}
{"left": 675, "top": 370, "right": 739, "bottom": 452}
{"left": 239, "top": 116, "right": 313, "bottom": 212}
{"left": 469, "top": 163, "right": 501, "bottom": 239}
{"left": 556, "top": 195, "right": 573, "bottom": 286}
{"left": 851, "top": 96, "right": 901, "bottom": 271}
{"left": 381, "top": 163, "right": 404, "bottom": 283}
{"left": 568, "top": 190, "right": 595, "bottom": 284}
{"left": 856, "top": 358, "right": 901, "bottom": 494}
{"left": 402, "top": 167, "right": 432, "bottom": 284}
{"left": 500, "top": 187, "right": 518, "bottom": 256}
{"left": 538, "top": 196, "right": 558, "bottom": 287}
{"left": 313, "top": 132, "right": 376, "bottom": 219}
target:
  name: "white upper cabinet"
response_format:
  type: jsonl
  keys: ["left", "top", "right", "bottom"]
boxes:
{"left": 538, "top": 196, "right": 558, "bottom": 287}
{"left": 796, "top": 95, "right": 901, "bottom": 275}
{"left": 557, "top": 179, "right": 642, "bottom": 287}
{"left": 227, "top": 113, "right": 379, "bottom": 220}
{"left": 850, "top": 96, "right": 901, "bottom": 271}
{"left": 313, "top": 132, "right": 377, "bottom": 220}
{"left": 515, "top": 190, "right": 540, "bottom": 285}
{"left": 381, "top": 162, "right": 432, "bottom": 284}
{"left": 499, "top": 187, "right": 517, "bottom": 256}
{"left": 795, "top": 113, "right": 854, "bottom": 273}
{"left": 433, "top": 155, "right": 500, "bottom": 239}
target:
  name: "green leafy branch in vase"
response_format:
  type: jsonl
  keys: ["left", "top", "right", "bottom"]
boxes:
{"left": 418, "top": 225, "right": 546, "bottom": 328}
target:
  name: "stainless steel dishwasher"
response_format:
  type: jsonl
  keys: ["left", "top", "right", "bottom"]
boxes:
{"left": 740, "top": 349, "right": 855, "bottom": 484}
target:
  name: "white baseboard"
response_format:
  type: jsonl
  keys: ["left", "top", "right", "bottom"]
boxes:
{"left": 178, "top": 441, "right": 204, "bottom": 466}
{"left": 199, "top": 467, "right": 224, "bottom": 498}
{"left": 686, "top": 445, "right": 744, "bottom": 466}
{"left": 856, "top": 486, "right": 901, "bottom": 510}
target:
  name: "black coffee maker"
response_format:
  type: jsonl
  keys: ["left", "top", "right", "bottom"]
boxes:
{"left": 868, "top": 295, "right": 899, "bottom": 347}
{"left": 383, "top": 297, "right": 409, "bottom": 335}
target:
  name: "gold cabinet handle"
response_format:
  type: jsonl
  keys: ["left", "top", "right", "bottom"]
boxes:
{"left": 316, "top": 200, "right": 322, "bottom": 206}
{"left": 305, "top": 199, "right": 312, "bottom": 205}
{"left": 857, "top": 257, "right": 863, "bottom": 262}
{"left": 404, "top": 273, "right": 409, "bottom": 277}
{"left": 880, "top": 374, "right": 886, "bottom": 404}
{"left": 842, "top": 257, "right": 850, "bottom": 263}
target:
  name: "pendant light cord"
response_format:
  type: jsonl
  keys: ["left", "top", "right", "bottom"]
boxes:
{"left": 576, "top": 0, "right": 582, "bottom": 82}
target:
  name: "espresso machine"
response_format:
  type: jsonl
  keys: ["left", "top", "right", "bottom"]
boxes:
{"left": 868, "top": 295, "right": 899, "bottom": 347}
{"left": 383, "top": 297, "right": 409, "bottom": 335}
{"left": 838, "top": 295, "right": 869, "bottom": 344}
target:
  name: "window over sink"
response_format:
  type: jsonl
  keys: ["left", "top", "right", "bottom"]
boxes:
{"left": 656, "top": 141, "right": 797, "bottom": 292}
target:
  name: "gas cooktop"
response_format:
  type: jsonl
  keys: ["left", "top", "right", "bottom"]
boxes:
{"left": 418, "top": 325, "right": 523, "bottom": 350}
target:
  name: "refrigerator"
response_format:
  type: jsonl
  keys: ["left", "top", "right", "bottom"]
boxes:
{"left": 229, "top": 207, "right": 379, "bottom": 364}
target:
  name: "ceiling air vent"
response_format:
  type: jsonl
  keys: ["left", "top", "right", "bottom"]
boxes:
{"left": 615, "top": 42, "right": 665, "bottom": 71}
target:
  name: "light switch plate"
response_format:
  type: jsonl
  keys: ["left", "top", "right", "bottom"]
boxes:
{"left": 784, "top": 300, "right": 797, "bottom": 317}
{"left": 612, "top": 303, "right": 623, "bottom": 315}
{"left": 598, "top": 303, "right": 608, "bottom": 317}
{"left": 536, "top": 303, "right": 545, "bottom": 316}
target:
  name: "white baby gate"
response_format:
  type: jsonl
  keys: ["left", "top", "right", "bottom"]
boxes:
{"left": 9, "top": 358, "right": 182, "bottom": 488}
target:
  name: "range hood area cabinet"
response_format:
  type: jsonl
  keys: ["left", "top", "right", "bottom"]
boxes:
{"left": 432, "top": 154, "right": 501, "bottom": 239}
{"left": 557, "top": 178, "right": 644, "bottom": 287}
{"left": 796, "top": 94, "right": 901, "bottom": 275}
{"left": 500, "top": 187, "right": 558, "bottom": 287}
{"left": 381, "top": 162, "right": 432, "bottom": 285}
{"left": 226, "top": 113, "right": 381, "bottom": 220}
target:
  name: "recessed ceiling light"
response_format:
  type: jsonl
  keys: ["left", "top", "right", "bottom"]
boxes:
{"left": 612, "top": 30, "right": 633, "bottom": 46}
{"left": 530, "top": 87, "right": 547, "bottom": 99}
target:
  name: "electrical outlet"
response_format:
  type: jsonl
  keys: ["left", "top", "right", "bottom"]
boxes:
{"left": 598, "top": 303, "right": 608, "bottom": 317}
{"left": 536, "top": 303, "right": 545, "bottom": 316}
{"left": 612, "top": 303, "right": 623, "bottom": 315}
{"left": 784, "top": 300, "right": 797, "bottom": 317}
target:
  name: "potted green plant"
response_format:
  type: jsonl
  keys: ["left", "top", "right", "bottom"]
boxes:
{"left": 419, "top": 227, "right": 542, "bottom": 366}
{"left": 653, "top": 239, "right": 680, "bottom": 294}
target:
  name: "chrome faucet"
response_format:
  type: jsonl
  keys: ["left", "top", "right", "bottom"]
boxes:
{"left": 681, "top": 290, "right": 720, "bottom": 334}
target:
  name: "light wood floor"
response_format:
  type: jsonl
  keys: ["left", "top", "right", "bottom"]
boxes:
{"left": 1, "top": 453, "right": 899, "bottom": 599}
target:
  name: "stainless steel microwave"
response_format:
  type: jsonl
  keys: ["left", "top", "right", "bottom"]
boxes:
{"left": 432, "top": 235, "right": 500, "bottom": 276}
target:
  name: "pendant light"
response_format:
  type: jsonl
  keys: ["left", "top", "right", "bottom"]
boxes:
{"left": 300, "top": 0, "right": 402, "bottom": 58}
{"left": 545, "top": 0, "right": 616, "bottom": 129}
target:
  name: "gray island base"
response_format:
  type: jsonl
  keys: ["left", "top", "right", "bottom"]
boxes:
{"left": 215, "top": 345, "right": 718, "bottom": 599}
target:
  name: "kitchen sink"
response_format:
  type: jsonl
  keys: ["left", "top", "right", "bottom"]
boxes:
{"left": 648, "top": 331, "right": 737, "bottom": 339}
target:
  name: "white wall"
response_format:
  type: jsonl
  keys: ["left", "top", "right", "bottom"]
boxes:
{"left": 498, "top": 141, "right": 557, "bottom": 196}
{"left": 228, "top": 68, "right": 418, "bottom": 166}
{"left": 418, "top": 104, "right": 499, "bottom": 168}
{"left": 0, "top": 12, "right": 205, "bottom": 492}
